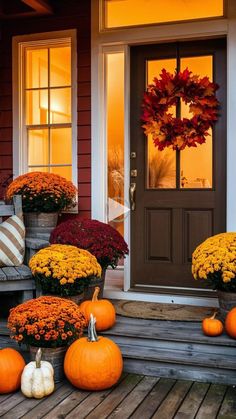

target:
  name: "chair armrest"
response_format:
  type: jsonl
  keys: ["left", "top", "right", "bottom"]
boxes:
{"left": 25, "top": 238, "right": 49, "bottom": 264}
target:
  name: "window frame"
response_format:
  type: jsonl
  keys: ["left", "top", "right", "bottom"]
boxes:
{"left": 12, "top": 30, "right": 77, "bottom": 195}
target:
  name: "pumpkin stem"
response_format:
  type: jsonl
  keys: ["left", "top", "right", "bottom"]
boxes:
{"left": 35, "top": 348, "right": 42, "bottom": 368}
{"left": 92, "top": 287, "right": 100, "bottom": 302}
{"left": 88, "top": 314, "right": 98, "bottom": 342}
{"left": 210, "top": 311, "right": 218, "bottom": 320}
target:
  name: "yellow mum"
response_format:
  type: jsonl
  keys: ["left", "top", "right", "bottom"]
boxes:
{"left": 192, "top": 233, "right": 236, "bottom": 285}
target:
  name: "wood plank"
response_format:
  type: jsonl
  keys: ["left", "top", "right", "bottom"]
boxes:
{"left": 108, "top": 376, "right": 159, "bottom": 418}
{"left": 152, "top": 380, "right": 193, "bottom": 419}
{"left": 0, "top": 391, "right": 26, "bottom": 416}
{"left": 15, "top": 265, "right": 32, "bottom": 279}
{"left": 0, "top": 393, "right": 12, "bottom": 404}
{"left": 13, "top": 195, "right": 22, "bottom": 217}
{"left": 114, "top": 338, "right": 236, "bottom": 370}
{"left": 195, "top": 384, "right": 227, "bottom": 419}
{"left": 130, "top": 378, "right": 175, "bottom": 419}
{"left": 22, "top": 0, "right": 53, "bottom": 14}
{"left": 65, "top": 374, "right": 127, "bottom": 419}
{"left": 0, "top": 279, "right": 35, "bottom": 291}
{"left": 85, "top": 374, "right": 143, "bottom": 419}
{"left": 104, "top": 317, "right": 236, "bottom": 347}
{"left": 21, "top": 383, "right": 74, "bottom": 419}
{"left": 3, "top": 383, "right": 64, "bottom": 419}
{"left": 43, "top": 389, "right": 90, "bottom": 419}
{"left": 1, "top": 267, "right": 20, "bottom": 280}
{"left": 0, "top": 205, "right": 14, "bottom": 216}
{"left": 0, "top": 269, "right": 6, "bottom": 281}
{"left": 174, "top": 382, "right": 210, "bottom": 419}
{"left": 216, "top": 386, "right": 236, "bottom": 418}
{"left": 123, "top": 358, "right": 236, "bottom": 386}
{"left": 65, "top": 389, "right": 111, "bottom": 419}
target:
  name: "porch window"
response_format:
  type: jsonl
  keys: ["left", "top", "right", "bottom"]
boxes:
{"left": 13, "top": 32, "right": 76, "bottom": 185}
{"left": 104, "top": 0, "right": 224, "bottom": 29}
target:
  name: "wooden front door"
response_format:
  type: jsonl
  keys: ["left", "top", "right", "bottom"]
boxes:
{"left": 130, "top": 39, "right": 226, "bottom": 293}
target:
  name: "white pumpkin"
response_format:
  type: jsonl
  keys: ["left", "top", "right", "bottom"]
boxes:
{"left": 21, "top": 348, "right": 54, "bottom": 399}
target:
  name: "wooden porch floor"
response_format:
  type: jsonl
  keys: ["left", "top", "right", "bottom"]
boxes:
{"left": 1, "top": 373, "right": 236, "bottom": 419}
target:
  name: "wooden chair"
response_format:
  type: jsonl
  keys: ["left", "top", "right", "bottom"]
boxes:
{"left": 0, "top": 196, "right": 49, "bottom": 302}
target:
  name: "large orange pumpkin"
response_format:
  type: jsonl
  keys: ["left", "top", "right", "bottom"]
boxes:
{"left": 80, "top": 287, "right": 116, "bottom": 331}
{"left": 225, "top": 307, "right": 236, "bottom": 339}
{"left": 0, "top": 348, "right": 25, "bottom": 393}
{"left": 64, "top": 314, "right": 123, "bottom": 390}
{"left": 202, "top": 312, "right": 223, "bottom": 337}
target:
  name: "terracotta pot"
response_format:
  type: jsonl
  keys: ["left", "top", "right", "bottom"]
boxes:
{"left": 29, "top": 345, "right": 67, "bottom": 382}
{"left": 217, "top": 290, "right": 236, "bottom": 321}
{"left": 24, "top": 212, "right": 58, "bottom": 238}
{"left": 83, "top": 269, "right": 106, "bottom": 300}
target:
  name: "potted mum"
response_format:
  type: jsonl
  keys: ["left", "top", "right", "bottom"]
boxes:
{"left": 192, "top": 232, "right": 236, "bottom": 319}
{"left": 6, "top": 172, "right": 77, "bottom": 237}
{"left": 29, "top": 244, "right": 102, "bottom": 303}
{"left": 7, "top": 295, "right": 87, "bottom": 382}
{"left": 50, "top": 219, "right": 129, "bottom": 298}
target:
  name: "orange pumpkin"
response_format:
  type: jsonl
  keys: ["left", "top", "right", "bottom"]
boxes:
{"left": 80, "top": 287, "right": 116, "bottom": 331}
{"left": 64, "top": 314, "right": 123, "bottom": 390}
{"left": 225, "top": 307, "right": 236, "bottom": 339}
{"left": 0, "top": 348, "right": 25, "bottom": 393}
{"left": 202, "top": 312, "right": 223, "bottom": 337}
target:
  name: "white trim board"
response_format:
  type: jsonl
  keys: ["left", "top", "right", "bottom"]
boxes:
{"left": 92, "top": 0, "right": 236, "bottom": 303}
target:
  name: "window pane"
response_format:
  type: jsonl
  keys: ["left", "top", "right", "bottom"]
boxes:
{"left": 105, "top": 0, "right": 223, "bottom": 28}
{"left": 107, "top": 52, "right": 124, "bottom": 237}
{"left": 50, "top": 88, "right": 71, "bottom": 124}
{"left": 50, "top": 128, "right": 72, "bottom": 164}
{"left": 147, "top": 59, "right": 177, "bottom": 189}
{"left": 180, "top": 56, "right": 213, "bottom": 189}
{"left": 50, "top": 46, "right": 71, "bottom": 87}
{"left": 26, "top": 49, "right": 48, "bottom": 88}
{"left": 29, "top": 167, "right": 48, "bottom": 173}
{"left": 26, "top": 90, "right": 48, "bottom": 125}
{"left": 50, "top": 166, "right": 72, "bottom": 181}
{"left": 28, "top": 129, "right": 49, "bottom": 166}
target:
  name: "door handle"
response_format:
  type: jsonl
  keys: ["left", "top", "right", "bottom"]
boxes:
{"left": 130, "top": 182, "right": 136, "bottom": 211}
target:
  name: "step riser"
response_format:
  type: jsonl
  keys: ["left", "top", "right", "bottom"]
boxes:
{"left": 109, "top": 336, "right": 236, "bottom": 370}
{"left": 123, "top": 358, "right": 236, "bottom": 386}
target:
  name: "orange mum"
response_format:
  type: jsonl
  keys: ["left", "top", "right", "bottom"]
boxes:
{"left": 7, "top": 296, "right": 87, "bottom": 348}
{"left": 6, "top": 172, "right": 77, "bottom": 213}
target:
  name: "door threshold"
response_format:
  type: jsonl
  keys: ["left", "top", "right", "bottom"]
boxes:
{"left": 104, "top": 286, "right": 219, "bottom": 308}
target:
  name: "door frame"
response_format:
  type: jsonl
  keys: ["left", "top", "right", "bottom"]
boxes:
{"left": 91, "top": 0, "right": 236, "bottom": 303}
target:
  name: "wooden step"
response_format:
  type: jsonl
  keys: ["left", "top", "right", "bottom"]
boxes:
{"left": 103, "top": 316, "right": 236, "bottom": 386}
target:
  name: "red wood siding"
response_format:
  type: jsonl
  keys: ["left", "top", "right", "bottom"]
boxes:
{"left": 0, "top": 0, "right": 91, "bottom": 219}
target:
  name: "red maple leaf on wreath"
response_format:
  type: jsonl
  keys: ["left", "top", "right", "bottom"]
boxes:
{"left": 141, "top": 68, "right": 220, "bottom": 151}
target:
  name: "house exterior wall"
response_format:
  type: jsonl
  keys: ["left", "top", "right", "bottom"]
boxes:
{"left": 0, "top": 1, "right": 91, "bottom": 219}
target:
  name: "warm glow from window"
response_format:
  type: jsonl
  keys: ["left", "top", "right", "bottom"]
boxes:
{"left": 107, "top": 52, "right": 125, "bottom": 237}
{"left": 26, "top": 44, "right": 72, "bottom": 180}
{"left": 105, "top": 0, "right": 223, "bottom": 28}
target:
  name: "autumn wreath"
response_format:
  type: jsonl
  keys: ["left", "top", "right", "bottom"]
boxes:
{"left": 141, "top": 68, "right": 219, "bottom": 151}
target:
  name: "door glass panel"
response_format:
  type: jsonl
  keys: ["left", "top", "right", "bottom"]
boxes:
{"left": 180, "top": 56, "right": 213, "bottom": 188}
{"left": 106, "top": 52, "right": 125, "bottom": 238}
{"left": 105, "top": 0, "right": 223, "bottom": 29}
{"left": 147, "top": 59, "right": 177, "bottom": 189}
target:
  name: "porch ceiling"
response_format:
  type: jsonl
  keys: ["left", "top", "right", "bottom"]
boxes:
{"left": 0, "top": 0, "right": 53, "bottom": 20}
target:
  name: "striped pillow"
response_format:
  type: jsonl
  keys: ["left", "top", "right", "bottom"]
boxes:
{"left": 0, "top": 215, "right": 25, "bottom": 267}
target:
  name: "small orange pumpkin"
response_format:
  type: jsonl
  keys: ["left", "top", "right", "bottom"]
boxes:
{"left": 202, "top": 312, "right": 223, "bottom": 337}
{"left": 80, "top": 287, "right": 116, "bottom": 331}
{"left": 64, "top": 314, "right": 123, "bottom": 390}
{"left": 225, "top": 307, "right": 236, "bottom": 339}
{"left": 0, "top": 348, "right": 25, "bottom": 393}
